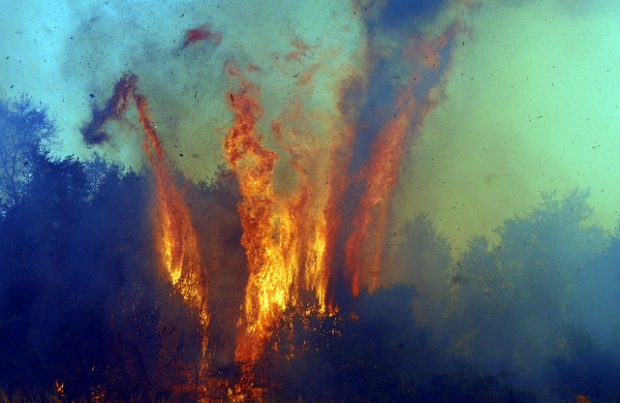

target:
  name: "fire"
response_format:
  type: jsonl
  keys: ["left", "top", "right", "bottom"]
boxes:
{"left": 576, "top": 395, "right": 591, "bottom": 403}
{"left": 224, "top": 25, "right": 458, "bottom": 364}
{"left": 223, "top": 64, "right": 292, "bottom": 362}
{"left": 93, "top": 73, "right": 210, "bottom": 368}
{"left": 83, "top": 18, "right": 460, "bottom": 397}
{"left": 224, "top": 64, "right": 333, "bottom": 363}
{"left": 134, "top": 88, "right": 209, "bottom": 347}
{"left": 345, "top": 88, "right": 417, "bottom": 295}
{"left": 345, "top": 26, "right": 459, "bottom": 296}
{"left": 54, "top": 380, "right": 64, "bottom": 398}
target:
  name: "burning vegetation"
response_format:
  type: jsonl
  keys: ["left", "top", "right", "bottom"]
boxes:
{"left": 50, "top": 18, "right": 462, "bottom": 398}
{"left": 83, "top": 73, "right": 211, "bottom": 375}
{"left": 3, "top": 1, "right": 620, "bottom": 402}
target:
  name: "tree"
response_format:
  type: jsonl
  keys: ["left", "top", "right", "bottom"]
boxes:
{"left": 449, "top": 189, "right": 609, "bottom": 388}
{"left": 391, "top": 215, "right": 453, "bottom": 333}
{"left": 0, "top": 96, "right": 55, "bottom": 213}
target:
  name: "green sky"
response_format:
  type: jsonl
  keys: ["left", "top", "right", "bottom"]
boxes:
{"left": 2, "top": 0, "right": 619, "bottom": 255}
{"left": 395, "top": 0, "right": 620, "bottom": 254}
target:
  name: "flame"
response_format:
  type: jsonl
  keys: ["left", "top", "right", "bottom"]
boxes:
{"left": 345, "top": 88, "right": 416, "bottom": 295}
{"left": 270, "top": 101, "right": 333, "bottom": 310}
{"left": 62, "top": 7, "right": 471, "bottom": 400}
{"left": 54, "top": 380, "right": 65, "bottom": 398}
{"left": 86, "top": 19, "right": 460, "bottom": 392}
{"left": 223, "top": 65, "right": 290, "bottom": 362}
{"left": 576, "top": 395, "right": 591, "bottom": 403}
{"left": 224, "top": 26, "right": 459, "bottom": 362}
{"left": 134, "top": 90, "right": 209, "bottom": 330}
{"left": 345, "top": 26, "right": 459, "bottom": 295}
{"left": 102, "top": 74, "right": 210, "bottom": 367}
{"left": 224, "top": 64, "right": 335, "bottom": 363}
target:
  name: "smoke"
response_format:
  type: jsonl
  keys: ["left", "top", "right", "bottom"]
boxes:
{"left": 66, "top": 1, "right": 364, "bottom": 184}
{"left": 3, "top": 0, "right": 620, "bottom": 252}
{"left": 392, "top": 0, "right": 620, "bottom": 254}
{"left": 3, "top": 0, "right": 620, "bottom": 400}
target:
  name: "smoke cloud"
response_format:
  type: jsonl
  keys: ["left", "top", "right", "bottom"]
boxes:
{"left": 2, "top": 0, "right": 620, "bottom": 401}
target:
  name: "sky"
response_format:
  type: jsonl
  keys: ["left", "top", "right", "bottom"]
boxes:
{"left": 395, "top": 0, "right": 620, "bottom": 253}
{"left": 1, "top": 0, "right": 620, "bottom": 254}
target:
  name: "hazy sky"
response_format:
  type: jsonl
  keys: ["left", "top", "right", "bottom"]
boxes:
{"left": 2, "top": 0, "right": 619, "bottom": 254}
{"left": 395, "top": 0, "right": 620, "bottom": 253}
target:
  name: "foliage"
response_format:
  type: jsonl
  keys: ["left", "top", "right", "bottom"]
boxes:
{"left": 0, "top": 143, "right": 204, "bottom": 401}
{"left": 0, "top": 97, "right": 56, "bottom": 213}
{"left": 259, "top": 286, "right": 532, "bottom": 402}
{"left": 1, "top": 98, "right": 620, "bottom": 401}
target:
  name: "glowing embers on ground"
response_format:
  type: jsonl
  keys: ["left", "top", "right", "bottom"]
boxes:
{"left": 92, "top": 73, "right": 210, "bottom": 367}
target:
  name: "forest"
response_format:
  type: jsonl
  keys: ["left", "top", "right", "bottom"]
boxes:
{"left": 1, "top": 96, "right": 619, "bottom": 402}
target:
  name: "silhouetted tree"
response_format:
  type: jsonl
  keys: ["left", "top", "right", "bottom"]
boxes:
{"left": 0, "top": 102, "right": 207, "bottom": 399}
{"left": 0, "top": 96, "right": 55, "bottom": 213}
{"left": 260, "top": 285, "right": 531, "bottom": 402}
{"left": 391, "top": 215, "right": 453, "bottom": 338}
{"left": 449, "top": 190, "right": 609, "bottom": 390}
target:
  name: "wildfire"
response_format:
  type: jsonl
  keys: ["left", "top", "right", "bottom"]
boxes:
{"left": 224, "top": 64, "right": 335, "bottom": 364}
{"left": 222, "top": 24, "right": 458, "bottom": 365}
{"left": 54, "top": 380, "right": 64, "bottom": 398}
{"left": 83, "top": 17, "right": 460, "bottom": 399}
{"left": 344, "top": 88, "right": 417, "bottom": 295}
{"left": 223, "top": 64, "right": 294, "bottom": 362}
{"left": 134, "top": 87, "right": 210, "bottom": 362}
{"left": 345, "top": 25, "right": 459, "bottom": 296}
{"left": 90, "top": 73, "right": 210, "bottom": 369}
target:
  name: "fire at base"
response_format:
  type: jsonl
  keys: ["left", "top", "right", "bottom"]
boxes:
{"left": 83, "top": 19, "right": 460, "bottom": 397}
{"left": 83, "top": 73, "right": 210, "bottom": 371}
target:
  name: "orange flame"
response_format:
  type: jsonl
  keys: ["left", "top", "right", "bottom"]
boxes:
{"left": 224, "top": 64, "right": 334, "bottom": 363}
{"left": 224, "top": 27, "right": 459, "bottom": 361}
{"left": 345, "top": 26, "right": 458, "bottom": 295}
{"left": 105, "top": 74, "right": 210, "bottom": 367}
{"left": 345, "top": 88, "right": 416, "bottom": 295}
{"left": 54, "top": 380, "right": 65, "bottom": 398}
{"left": 224, "top": 65, "right": 290, "bottom": 362}
{"left": 84, "top": 16, "right": 462, "bottom": 396}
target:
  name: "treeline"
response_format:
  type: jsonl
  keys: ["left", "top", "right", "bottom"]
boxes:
{"left": 0, "top": 97, "right": 244, "bottom": 401}
{"left": 2, "top": 97, "right": 620, "bottom": 401}
{"left": 390, "top": 193, "right": 620, "bottom": 400}
{"left": 258, "top": 190, "right": 620, "bottom": 401}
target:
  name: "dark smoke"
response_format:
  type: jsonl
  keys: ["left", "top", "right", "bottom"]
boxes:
{"left": 80, "top": 74, "right": 139, "bottom": 145}
{"left": 3, "top": 0, "right": 620, "bottom": 400}
{"left": 3, "top": 90, "right": 620, "bottom": 401}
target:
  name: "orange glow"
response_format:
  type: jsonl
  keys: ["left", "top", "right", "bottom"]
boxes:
{"left": 224, "top": 64, "right": 293, "bottom": 362}
{"left": 346, "top": 27, "right": 458, "bottom": 295}
{"left": 91, "top": 22, "right": 460, "bottom": 395}
{"left": 224, "top": 64, "right": 333, "bottom": 363}
{"left": 107, "top": 74, "right": 210, "bottom": 369}
{"left": 135, "top": 92, "right": 208, "bottom": 327}
{"left": 345, "top": 88, "right": 416, "bottom": 295}
{"left": 82, "top": 15, "right": 462, "bottom": 397}
{"left": 54, "top": 380, "right": 65, "bottom": 398}
{"left": 576, "top": 395, "right": 591, "bottom": 403}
